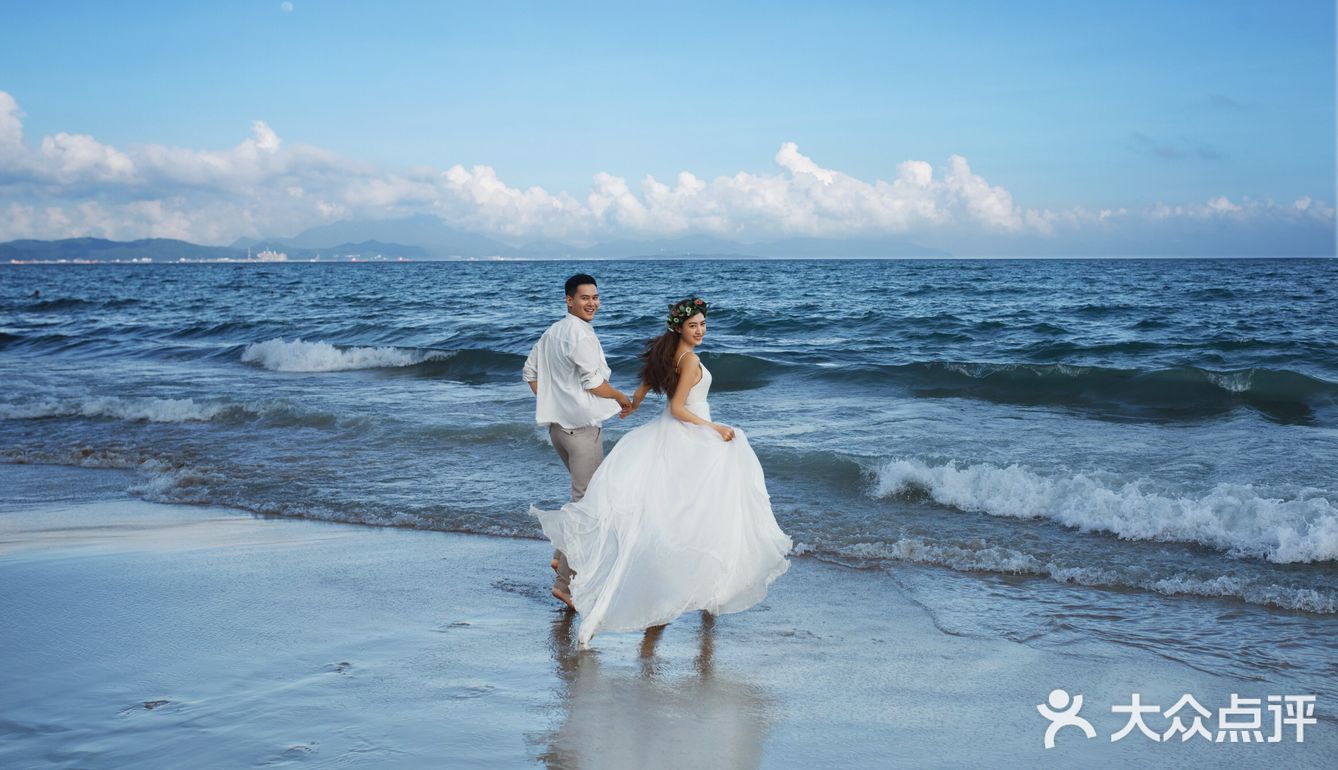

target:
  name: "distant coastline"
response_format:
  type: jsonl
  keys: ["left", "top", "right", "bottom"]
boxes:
{"left": 0, "top": 215, "right": 956, "bottom": 263}
{"left": 7, "top": 252, "right": 1335, "bottom": 265}
{"left": 9, "top": 255, "right": 1336, "bottom": 265}
{"left": 4, "top": 215, "right": 1334, "bottom": 264}
{"left": 5, "top": 256, "right": 419, "bottom": 265}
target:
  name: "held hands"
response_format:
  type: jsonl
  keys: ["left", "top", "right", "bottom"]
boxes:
{"left": 622, "top": 382, "right": 649, "bottom": 419}
{"left": 712, "top": 423, "right": 736, "bottom": 442}
{"left": 616, "top": 391, "right": 635, "bottom": 419}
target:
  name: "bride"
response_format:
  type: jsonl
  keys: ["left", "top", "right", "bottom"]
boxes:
{"left": 533, "top": 297, "right": 791, "bottom": 646}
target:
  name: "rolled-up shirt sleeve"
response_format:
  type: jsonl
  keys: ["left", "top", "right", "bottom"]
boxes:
{"left": 522, "top": 343, "right": 539, "bottom": 383}
{"left": 571, "top": 334, "right": 607, "bottom": 390}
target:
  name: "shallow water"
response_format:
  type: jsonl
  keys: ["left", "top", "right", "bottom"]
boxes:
{"left": 3, "top": 258, "right": 1336, "bottom": 702}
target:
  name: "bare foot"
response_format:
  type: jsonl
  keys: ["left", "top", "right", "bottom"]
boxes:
{"left": 551, "top": 557, "right": 561, "bottom": 573}
{"left": 552, "top": 587, "right": 575, "bottom": 611}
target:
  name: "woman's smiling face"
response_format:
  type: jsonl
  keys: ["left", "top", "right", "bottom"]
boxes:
{"left": 679, "top": 313, "right": 706, "bottom": 346}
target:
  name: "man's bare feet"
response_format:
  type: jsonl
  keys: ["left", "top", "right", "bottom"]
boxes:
{"left": 552, "top": 587, "right": 575, "bottom": 611}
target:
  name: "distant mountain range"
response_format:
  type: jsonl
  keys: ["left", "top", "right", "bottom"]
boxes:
{"left": 246, "top": 214, "right": 952, "bottom": 258}
{"left": 0, "top": 237, "right": 244, "bottom": 262}
{"left": 233, "top": 215, "right": 510, "bottom": 256}
{"left": 4, "top": 214, "right": 951, "bottom": 261}
{"left": 0, "top": 235, "right": 431, "bottom": 263}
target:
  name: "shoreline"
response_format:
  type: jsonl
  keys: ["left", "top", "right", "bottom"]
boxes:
{"left": 2, "top": 463, "right": 1333, "bottom": 768}
{"left": 7, "top": 255, "right": 1336, "bottom": 267}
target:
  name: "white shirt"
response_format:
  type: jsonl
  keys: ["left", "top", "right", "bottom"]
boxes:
{"left": 523, "top": 313, "right": 620, "bottom": 429}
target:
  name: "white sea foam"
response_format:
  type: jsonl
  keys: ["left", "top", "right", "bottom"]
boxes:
{"left": 128, "top": 462, "right": 228, "bottom": 501}
{"left": 0, "top": 396, "right": 236, "bottom": 423}
{"left": 792, "top": 537, "right": 1338, "bottom": 613}
{"left": 1142, "top": 574, "right": 1337, "bottom": 613}
{"left": 874, "top": 458, "right": 1338, "bottom": 564}
{"left": 241, "top": 338, "right": 438, "bottom": 372}
{"left": 0, "top": 395, "right": 365, "bottom": 431}
{"left": 794, "top": 537, "right": 1045, "bottom": 574}
{"left": 1205, "top": 369, "right": 1253, "bottom": 393}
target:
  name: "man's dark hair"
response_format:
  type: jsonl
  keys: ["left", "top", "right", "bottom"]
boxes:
{"left": 565, "top": 274, "right": 598, "bottom": 297}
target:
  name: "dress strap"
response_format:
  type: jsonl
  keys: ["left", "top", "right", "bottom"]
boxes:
{"left": 674, "top": 350, "right": 691, "bottom": 371}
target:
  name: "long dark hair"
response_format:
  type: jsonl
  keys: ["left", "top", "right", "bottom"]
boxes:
{"left": 640, "top": 330, "right": 683, "bottom": 395}
{"left": 640, "top": 297, "right": 708, "bottom": 395}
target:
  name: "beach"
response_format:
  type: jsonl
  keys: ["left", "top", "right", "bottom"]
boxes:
{"left": 3, "top": 258, "right": 1337, "bottom": 768}
{"left": 2, "top": 462, "right": 1332, "bottom": 769}
{"left": 3, "top": 0, "right": 1335, "bottom": 763}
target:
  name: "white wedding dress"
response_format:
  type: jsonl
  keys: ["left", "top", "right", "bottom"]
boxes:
{"left": 533, "top": 363, "right": 792, "bottom": 645}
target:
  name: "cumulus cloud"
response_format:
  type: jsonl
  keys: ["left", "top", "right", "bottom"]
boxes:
{"left": 775, "top": 141, "right": 835, "bottom": 184}
{"left": 40, "top": 132, "right": 135, "bottom": 182}
{"left": 0, "top": 91, "right": 23, "bottom": 155}
{"left": 0, "top": 90, "right": 1331, "bottom": 255}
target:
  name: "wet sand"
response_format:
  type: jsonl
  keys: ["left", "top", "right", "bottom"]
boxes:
{"left": 1, "top": 464, "right": 1333, "bottom": 768}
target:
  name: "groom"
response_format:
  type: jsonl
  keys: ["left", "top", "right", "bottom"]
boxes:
{"left": 523, "top": 274, "right": 632, "bottom": 609}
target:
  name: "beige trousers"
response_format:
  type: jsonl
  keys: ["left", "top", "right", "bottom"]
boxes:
{"left": 548, "top": 424, "right": 604, "bottom": 593}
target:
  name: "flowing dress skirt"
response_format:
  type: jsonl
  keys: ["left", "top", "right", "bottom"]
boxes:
{"left": 533, "top": 408, "right": 791, "bottom": 645}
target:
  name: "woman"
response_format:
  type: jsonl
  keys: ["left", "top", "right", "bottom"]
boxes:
{"left": 533, "top": 298, "right": 792, "bottom": 646}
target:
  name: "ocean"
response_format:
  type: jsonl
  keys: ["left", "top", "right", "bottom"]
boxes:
{"left": 2, "top": 258, "right": 1336, "bottom": 703}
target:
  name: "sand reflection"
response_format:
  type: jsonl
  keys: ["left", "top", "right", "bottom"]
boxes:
{"left": 540, "top": 613, "right": 772, "bottom": 769}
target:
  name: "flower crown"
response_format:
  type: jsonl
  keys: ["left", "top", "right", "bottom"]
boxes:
{"left": 667, "top": 298, "right": 708, "bottom": 331}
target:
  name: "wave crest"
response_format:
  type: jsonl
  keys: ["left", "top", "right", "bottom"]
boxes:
{"left": 241, "top": 338, "right": 445, "bottom": 372}
{"left": 0, "top": 396, "right": 241, "bottom": 423}
{"left": 874, "top": 458, "right": 1338, "bottom": 564}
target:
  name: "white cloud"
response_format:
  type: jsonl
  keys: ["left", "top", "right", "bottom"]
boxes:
{"left": 943, "top": 155, "right": 1022, "bottom": 231}
{"left": 1207, "top": 195, "right": 1242, "bottom": 214}
{"left": 249, "top": 120, "right": 281, "bottom": 153}
{"left": 0, "top": 90, "right": 1331, "bottom": 255}
{"left": 1137, "top": 194, "right": 1329, "bottom": 224}
{"left": 0, "top": 91, "right": 24, "bottom": 156}
{"left": 281, "top": 1, "right": 294, "bottom": 12}
{"left": 40, "top": 132, "right": 135, "bottom": 182}
{"left": 897, "top": 160, "right": 933, "bottom": 188}
{"left": 775, "top": 142, "right": 835, "bottom": 184}
{"left": 438, "top": 163, "right": 590, "bottom": 238}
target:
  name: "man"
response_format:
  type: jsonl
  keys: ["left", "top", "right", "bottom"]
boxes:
{"left": 524, "top": 274, "right": 632, "bottom": 609}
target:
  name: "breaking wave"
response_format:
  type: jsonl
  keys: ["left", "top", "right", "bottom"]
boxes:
{"left": 873, "top": 458, "right": 1338, "bottom": 564}
{"left": 0, "top": 396, "right": 244, "bottom": 423}
{"left": 240, "top": 338, "right": 449, "bottom": 372}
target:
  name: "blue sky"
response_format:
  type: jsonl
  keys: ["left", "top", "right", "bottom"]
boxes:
{"left": 0, "top": 1, "right": 1334, "bottom": 254}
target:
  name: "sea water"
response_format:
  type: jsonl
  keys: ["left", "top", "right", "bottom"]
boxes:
{"left": 2, "top": 258, "right": 1335, "bottom": 703}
